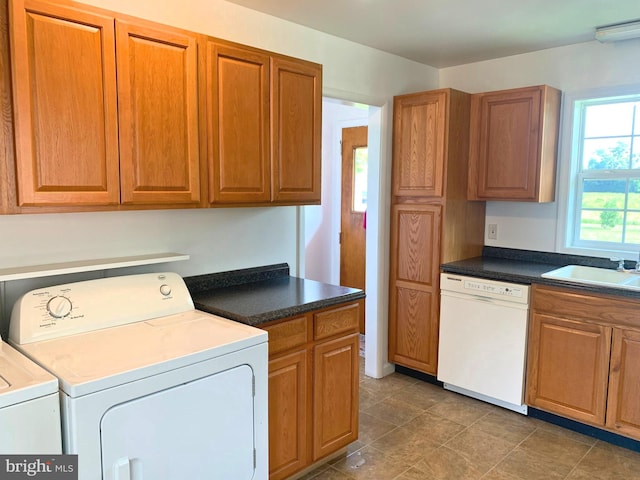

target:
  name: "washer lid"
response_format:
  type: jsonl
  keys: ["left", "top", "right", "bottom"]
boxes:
{"left": 13, "top": 310, "right": 267, "bottom": 398}
{"left": 0, "top": 341, "right": 58, "bottom": 408}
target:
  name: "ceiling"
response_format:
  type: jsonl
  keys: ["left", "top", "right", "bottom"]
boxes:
{"left": 224, "top": 0, "right": 640, "bottom": 68}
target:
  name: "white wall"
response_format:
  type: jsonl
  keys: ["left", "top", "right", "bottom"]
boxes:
{"left": 439, "top": 39, "right": 640, "bottom": 253}
{"left": 1, "top": 0, "right": 437, "bottom": 344}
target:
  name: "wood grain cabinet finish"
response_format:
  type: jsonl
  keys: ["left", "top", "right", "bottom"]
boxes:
{"left": 9, "top": 0, "right": 120, "bottom": 206}
{"left": 9, "top": 0, "right": 200, "bottom": 207}
{"left": 262, "top": 300, "right": 361, "bottom": 480}
{"left": 205, "top": 42, "right": 321, "bottom": 206}
{"left": 388, "top": 89, "right": 485, "bottom": 376}
{"left": 468, "top": 85, "right": 561, "bottom": 202}
{"left": 527, "top": 284, "right": 640, "bottom": 440}
{"left": 116, "top": 20, "right": 200, "bottom": 205}
{"left": 4, "top": 0, "right": 322, "bottom": 212}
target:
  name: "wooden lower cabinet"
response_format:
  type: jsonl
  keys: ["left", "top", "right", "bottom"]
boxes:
{"left": 268, "top": 350, "right": 309, "bottom": 480}
{"left": 606, "top": 328, "right": 640, "bottom": 439}
{"left": 313, "top": 333, "right": 359, "bottom": 461}
{"left": 526, "top": 284, "right": 640, "bottom": 441}
{"left": 527, "top": 312, "right": 611, "bottom": 425}
{"left": 263, "top": 300, "right": 361, "bottom": 480}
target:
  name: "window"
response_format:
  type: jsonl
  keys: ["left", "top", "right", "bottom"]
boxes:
{"left": 561, "top": 88, "right": 640, "bottom": 255}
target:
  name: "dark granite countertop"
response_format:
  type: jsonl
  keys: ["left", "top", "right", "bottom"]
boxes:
{"left": 442, "top": 247, "right": 640, "bottom": 299}
{"left": 184, "top": 264, "right": 365, "bottom": 326}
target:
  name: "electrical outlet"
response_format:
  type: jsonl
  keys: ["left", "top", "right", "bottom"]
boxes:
{"left": 488, "top": 224, "right": 498, "bottom": 240}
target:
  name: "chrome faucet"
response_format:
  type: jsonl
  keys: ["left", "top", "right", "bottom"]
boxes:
{"left": 610, "top": 257, "right": 626, "bottom": 271}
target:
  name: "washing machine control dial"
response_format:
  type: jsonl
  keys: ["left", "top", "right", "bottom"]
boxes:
{"left": 46, "top": 295, "right": 73, "bottom": 319}
{"left": 159, "top": 284, "right": 172, "bottom": 296}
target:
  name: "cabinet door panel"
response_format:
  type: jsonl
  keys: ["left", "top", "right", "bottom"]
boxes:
{"left": 526, "top": 313, "right": 610, "bottom": 425}
{"left": 313, "top": 333, "right": 359, "bottom": 461}
{"left": 116, "top": 20, "right": 200, "bottom": 205}
{"left": 392, "top": 91, "right": 446, "bottom": 197}
{"left": 10, "top": 0, "right": 120, "bottom": 206}
{"left": 207, "top": 43, "right": 270, "bottom": 203}
{"left": 268, "top": 350, "right": 309, "bottom": 480}
{"left": 271, "top": 57, "right": 321, "bottom": 204}
{"left": 388, "top": 204, "right": 441, "bottom": 374}
{"left": 606, "top": 328, "right": 640, "bottom": 439}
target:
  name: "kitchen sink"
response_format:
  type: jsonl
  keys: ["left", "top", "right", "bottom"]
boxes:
{"left": 541, "top": 265, "right": 640, "bottom": 291}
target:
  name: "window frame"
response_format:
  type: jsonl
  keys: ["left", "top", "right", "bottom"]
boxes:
{"left": 556, "top": 85, "right": 640, "bottom": 258}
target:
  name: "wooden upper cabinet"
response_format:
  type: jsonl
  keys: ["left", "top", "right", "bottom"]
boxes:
{"left": 116, "top": 20, "right": 200, "bottom": 205}
{"left": 468, "top": 85, "right": 561, "bottom": 202}
{"left": 9, "top": 0, "right": 120, "bottom": 206}
{"left": 392, "top": 90, "right": 446, "bottom": 198}
{"left": 271, "top": 56, "right": 322, "bottom": 204}
{"left": 206, "top": 42, "right": 271, "bottom": 204}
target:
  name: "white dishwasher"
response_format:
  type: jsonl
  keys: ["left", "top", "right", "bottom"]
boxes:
{"left": 437, "top": 273, "right": 530, "bottom": 414}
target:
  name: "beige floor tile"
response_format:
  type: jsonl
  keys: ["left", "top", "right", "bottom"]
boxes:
{"left": 568, "top": 441, "right": 640, "bottom": 479}
{"left": 445, "top": 426, "right": 519, "bottom": 471}
{"left": 493, "top": 447, "right": 574, "bottom": 480}
{"left": 404, "top": 410, "right": 466, "bottom": 445}
{"left": 471, "top": 409, "right": 536, "bottom": 445}
{"left": 412, "top": 445, "right": 489, "bottom": 479}
{"left": 357, "top": 411, "right": 397, "bottom": 445}
{"left": 358, "top": 386, "right": 384, "bottom": 411}
{"left": 332, "top": 446, "right": 412, "bottom": 480}
{"left": 388, "top": 380, "right": 450, "bottom": 410}
{"left": 359, "top": 372, "right": 417, "bottom": 396}
{"left": 426, "top": 393, "right": 493, "bottom": 426}
{"left": 362, "top": 395, "right": 425, "bottom": 426}
{"left": 306, "top": 466, "right": 357, "bottom": 480}
{"left": 517, "top": 428, "right": 592, "bottom": 468}
{"left": 480, "top": 468, "right": 525, "bottom": 480}
{"left": 370, "top": 424, "right": 440, "bottom": 465}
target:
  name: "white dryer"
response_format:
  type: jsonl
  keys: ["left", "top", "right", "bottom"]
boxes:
{"left": 9, "top": 272, "right": 268, "bottom": 480}
{"left": 0, "top": 341, "right": 61, "bottom": 454}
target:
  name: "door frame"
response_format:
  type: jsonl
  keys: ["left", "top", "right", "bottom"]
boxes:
{"left": 299, "top": 90, "right": 395, "bottom": 379}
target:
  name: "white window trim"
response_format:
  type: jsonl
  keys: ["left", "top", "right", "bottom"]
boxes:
{"left": 555, "top": 84, "right": 640, "bottom": 261}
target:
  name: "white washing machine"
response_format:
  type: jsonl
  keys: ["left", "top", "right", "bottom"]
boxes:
{"left": 0, "top": 340, "right": 62, "bottom": 454}
{"left": 9, "top": 272, "right": 268, "bottom": 480}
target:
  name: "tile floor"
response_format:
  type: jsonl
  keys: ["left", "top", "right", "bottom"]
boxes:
{"left": 300, "top": 356, "right": 640, "bottom": 480}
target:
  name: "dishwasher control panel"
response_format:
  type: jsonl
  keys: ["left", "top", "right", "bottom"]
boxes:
{"left": 440, "top": 273, "right": 530, "bottom": 304}
{"left": 463, "top": 278, "right": 525, "bottom": 298}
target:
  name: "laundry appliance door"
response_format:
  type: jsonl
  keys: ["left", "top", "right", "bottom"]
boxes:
{"left": 100, "top": 364, "right": 255, "bottom": 480}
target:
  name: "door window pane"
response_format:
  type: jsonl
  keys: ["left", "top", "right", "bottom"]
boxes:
{"left": 352, "top": 146, "right": 368, "bottom": 213}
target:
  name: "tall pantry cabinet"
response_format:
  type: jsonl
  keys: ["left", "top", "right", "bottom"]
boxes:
{"left": 388, "top": 89, "right": 485, "bottom": 375}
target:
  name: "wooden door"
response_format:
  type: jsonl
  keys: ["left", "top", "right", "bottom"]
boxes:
{"left": 526, "top": 312, "right": 611, "bottom": 426}
{"left": 9, "top": 0, "right": 120, "bottom": 206}
{"left": 606, "top": 328, "right": 640, "bottom": 439}
{"left": 468, "top": 86, "right": 542, "bottom": 200}
{"left": 271, "top": 56, "right": 321, "bottom": 204}
{"left": 340, "top": 126, "right": 367, "bottom": 332}
{"left": 206, "top": 42, "right": 270, "bottom": 204}
{"left": 268, "top": 349, "right": 309, "bottom": 480}
{"left": 116, "top": 20, "right": 200, "bottom": 205}
{"left": 392, "top": 90, "right": 446, "bottom": 198}
{"left": 388, "top": 203, "right": 442, "bottom": 375}
{"left": 312, "top": 333, "right": 359, "bottom": 461}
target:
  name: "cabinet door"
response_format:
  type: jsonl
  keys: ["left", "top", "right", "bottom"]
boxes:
{"left": 526, "top": 312, "right": 611, "bottom": 425}
{"left": 468, "top": 85, "right": 559, "bottom": 202}
{"left": 606, "top": 328, "right": 640, "bottom": 440}
{"left": 312, "top": 333, "right": 359, "bottom": 461}
{"left": 10, "top": 0, "right": 120, "bottom": 206}
{"left": 206, "top": 42, "right": 270, "bottom": 204}
{"left": 388, "top": 204, "right": 441, "bottom": 375}
{"left": 268, "top": 349, "right": 309, "bottom": 480}
{"left": 271, "top": 56, "right": 321, "bottom": 204}
{"left": 392, "top": 91, "right": 446, "bottom": 198}
{"left": 116, "top": 20, "right": 200, "bottom": 205}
